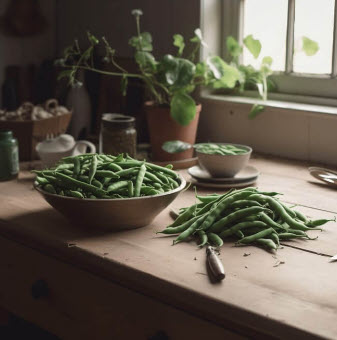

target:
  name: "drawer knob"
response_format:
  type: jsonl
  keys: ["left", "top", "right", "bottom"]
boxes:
{"left": 31, "top": 279, "right": 49, "bottom": 300}
{"left": 148, "top": 330, "right": 169, "bottom": 340}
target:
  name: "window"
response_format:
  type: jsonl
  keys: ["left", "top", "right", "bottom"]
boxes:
{"left": 221, "top": 0, "right": 337, "bottom": 103}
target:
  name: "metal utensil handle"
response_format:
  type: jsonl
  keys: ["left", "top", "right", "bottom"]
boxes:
{"left": 207, "top": 246, "right": 225, "bottom": 281}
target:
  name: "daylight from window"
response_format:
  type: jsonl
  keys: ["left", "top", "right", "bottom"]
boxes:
{"left": 243, "top": 0, "right": 335, "bottom": 75}
{"left": 293, "top": 0, "right": 334, "bottom": 74}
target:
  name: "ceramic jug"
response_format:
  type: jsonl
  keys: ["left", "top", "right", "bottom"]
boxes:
{"left": 36, "top": 134, "right": 96, "bottom": 168}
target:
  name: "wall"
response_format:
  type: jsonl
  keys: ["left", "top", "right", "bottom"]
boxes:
{"left": 55, "top": 0, "right": 200, "bottom": 58}
{"left": 0, "top": 0, "right": 56, "bottom": 106}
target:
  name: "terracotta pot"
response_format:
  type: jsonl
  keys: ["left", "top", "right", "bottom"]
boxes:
{"left": 145, "top": 102, "right": 201, "bottom": 161}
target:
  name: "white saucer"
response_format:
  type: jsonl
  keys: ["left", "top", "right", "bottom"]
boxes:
{"left": 189, "top": 177, "right": 257, "bottom": 189}
{"left": 188, "top": 165, "right": 260, "bottom": 183}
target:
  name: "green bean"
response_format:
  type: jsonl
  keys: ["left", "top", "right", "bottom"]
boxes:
{"left": 286, "top": 229, "right": 317, "bottom": 240}
{"left": 278, "top": 233, "right": 309, "bottom": 240}
{"left": 258, "top": 191, "right": 282, "bottom": 197}
{"left": 153, "top": 172, "right": 169, "bottom": 184}
{"left": 197, "top": 230, "right": 208, "bottom": 247}
{"left": 199, "top": 191, "right": 256, "bottom": 232}
{"left": 235, "top": 230, "right": 244, "bottom": 239}
{"left": 134, "top": 163, "right": 146, "bottom": 197}
{"left": 115, "top": 168, "right": 139, "bottom": 177}
{"left": 196, "top": 194, "right": 220, "bottom": 203}
{"left": 207, "top": 233, "right": 223, "bottom": 247}
{"left": 92, "top": 179, "right": 103, "bottom": 189}
{"left": 128, "top": 181, "right": 134, "bottom": 197}
{"left": 107, "top": 181, "right": 129, "bottom": 193}
{"left": 173, "top": 214, "right": 207, "bottom": 245}
{"left": 259, "top": 212, "right": 288, "bottom": 231}
{"left": 158, "top": 214, "right": 202, "bottom": 235}
{"left": 55, "top": 163, "right": 74, "bottom": 171}
{"left": 167, "top": 176, "right": 179, "bottom": 189}
{"left": 36, "top": 176, "right": 49, "bottom": 185}
{"left": 255, "top": 238, "right": 277, "bottom": 250}
{"left": 144, "top": 172, "right": 164, "bottom": 184}
{"left": 108, "top": 163, "right": 123, "bottom": 172}
{"left": 248, "top": 194, "right": 317, "bottom": 231}
{"left": 236, "top": 227, "right": 274, "bottom": 245}
{"left": 68, "top": 190, "right": 84, "bottom": 199}
{"left": 208, "top": 206, "right": 270, "bottom": 233}
{"left": 95, "top": 170, "right": 120, "bottom": 179}
{"left": 292, "top": 209, "right": 308, "bottom": 223}
{"left": 140, "top": 187, "right": 159, "bottom": 196}
{"left": 43, "top": 184, "right": 56, "bottom": 194}
{"left": 230, "top": 200, "right": 263, "bottom": 209}
{"left": 88, "top": 155, "right": 98, "bottom": 184}
{"left": 268, "top": 233, "right": 280, "bottom": 246}
{"left": 73, "top": 157, "right": 81, "bottom": 178}
{"left": 219, "top": 221, "right": 267, "bottom": 239}
{"left": 307, "top": 217, "right": 336, "bottom": 227}
{"left": 166, "top": 204, "right": 198, "bottom": 229}
{"left": 54, "top": 172, "right": 106, "bottom": 197}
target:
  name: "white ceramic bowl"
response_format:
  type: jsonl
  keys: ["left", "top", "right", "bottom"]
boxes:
{"left": 196, "top": 143, "right": 252, "bottom": 178}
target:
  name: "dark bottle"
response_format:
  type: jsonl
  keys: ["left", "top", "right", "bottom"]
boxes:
{"left": 0, "top": 131, "right": 19, "bottom": 181}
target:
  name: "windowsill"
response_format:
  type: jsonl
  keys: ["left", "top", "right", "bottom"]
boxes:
{"left": 200, "top": 89, "right": 337, "bottom": 116}
{"left": 198, "top": 89, "right": 337, "bottom": 166}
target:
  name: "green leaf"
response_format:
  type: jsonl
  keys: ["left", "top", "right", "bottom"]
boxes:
{"left": 162, "top": 140, "right": 192, "bottom": 153}
{"left": 262, "top": 56, "right": 273, "bottom": 66}
{"left": 248, "top": 104, "right": 265, "bottom": 119}
{"left": 190, "top": 28, "right": 207, "bottom": 47}
{"left": 57, "top": 70, "right": 73, "bottom": 81}
{"left": 260, "top": 56, "right": 273, "bottom": 76}
{"left": 129, "top": 32, "right": 153, "bottom": 52}
{"left": 243, "top": 35, "right": 261, "bottom": 59}
{"left": 226, "top": 36, "right": 242, "bottom": 58}
{"left": 207, "top": 56, "right": 241, "bottom": 88}
{"left": 87, "top": 32, "right": 99, "bottom": 45}
{"left": 158, "top": 55, "right": 195, "bottom": 87}
{"left": 170, "top": 93, "right": 196, "bottom": 126}
{"left": 158, "top": 55, "right": 179, "bottom": 85}
{"left": 175, "top": 59, "right": 196, "bottom": 88}
{"left": 302, "top": 36, "right": 319, "bottom": 56}
{"left": 121, "top": 76, "right": 128, "bottom": 96}
{"left": 135, "top": 51, "right": 156, "bottom": 71}
{"left": 173, "top": 34, "right": 185, "bottom": 56}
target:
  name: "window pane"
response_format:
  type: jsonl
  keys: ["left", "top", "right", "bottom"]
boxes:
{"left": 243, "top": 0, "right": 288, "bottom": 71}
{"left": 293, "top": 0, "right": 334, "bottom": 74}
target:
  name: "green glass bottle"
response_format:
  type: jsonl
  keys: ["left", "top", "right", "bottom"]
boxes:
{"left": 0, "top": 131, "right": 19, "bottom": 181}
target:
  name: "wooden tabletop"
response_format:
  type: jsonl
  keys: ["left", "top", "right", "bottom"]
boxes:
{"left": 1, "top": 155, "right": 337, "bottom": 339}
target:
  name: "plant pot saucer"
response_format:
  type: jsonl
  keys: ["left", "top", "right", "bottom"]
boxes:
{"left": 151, "top": 156, "right": 198, "bottom": 170}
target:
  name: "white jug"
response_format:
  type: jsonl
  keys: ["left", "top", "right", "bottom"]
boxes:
{"left": 36, "top": 134, "right": 96, "bottom": 168}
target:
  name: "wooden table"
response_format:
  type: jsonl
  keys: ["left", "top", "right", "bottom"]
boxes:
{"left": 0, "top": 155, "right": 337, "bottom": 340}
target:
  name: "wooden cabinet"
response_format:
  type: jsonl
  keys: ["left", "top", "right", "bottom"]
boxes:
{"left": 0, "top": 236, "right": 245, "bottom": 340}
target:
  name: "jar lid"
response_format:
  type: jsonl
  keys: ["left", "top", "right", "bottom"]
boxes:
{"left": 102, "top": 113, "right": 135, "bottom": 128}
{"left": 0, "top": 130, "right": 13, "bottom": 140}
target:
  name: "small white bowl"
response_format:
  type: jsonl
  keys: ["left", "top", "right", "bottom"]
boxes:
{"left": 196, "top": 143, "right": 252, "bottom": 178}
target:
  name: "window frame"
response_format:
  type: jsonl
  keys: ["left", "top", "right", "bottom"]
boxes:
{"left": 220, "top": 0, "right": 337, "bottom": 104}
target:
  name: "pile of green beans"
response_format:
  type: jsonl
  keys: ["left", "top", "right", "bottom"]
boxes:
{"left": 158, "top": 187, "right": 335, "bottom": 251}
{"left": 33, "top": 153, "right": 180, "bottom": 199}
{"left": 195, "top": 143, "right": 247, "bottom": 155}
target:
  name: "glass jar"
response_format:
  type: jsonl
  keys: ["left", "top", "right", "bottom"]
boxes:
{"left": 0, "top": 130, "right": 19, "bottom": 181}
{"left": 99, "top": 114, "right": 137, "bottom": 157}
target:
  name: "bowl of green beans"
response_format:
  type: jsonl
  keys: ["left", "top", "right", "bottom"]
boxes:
{"left": 33, "top": 153, "right": 186, "bottom": 231}
{"left": 195, "top": 143, "right": 252, "bottom": 178}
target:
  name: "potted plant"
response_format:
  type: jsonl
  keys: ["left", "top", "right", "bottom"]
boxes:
{"left": 56, "top": 9, "right": 241, "bottom": 161}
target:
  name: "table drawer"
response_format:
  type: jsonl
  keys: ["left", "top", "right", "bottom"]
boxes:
{"left": 0, "top": 236, "right": 246, "bottom": 340}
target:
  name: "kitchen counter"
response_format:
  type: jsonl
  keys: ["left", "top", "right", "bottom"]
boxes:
{"left": 0, "top": 155, "right": 337, "bottom": 339}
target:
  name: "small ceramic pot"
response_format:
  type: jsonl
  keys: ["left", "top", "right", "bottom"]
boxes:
{"left": 36, "top": 134, "right": 96, "bottom": 168}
